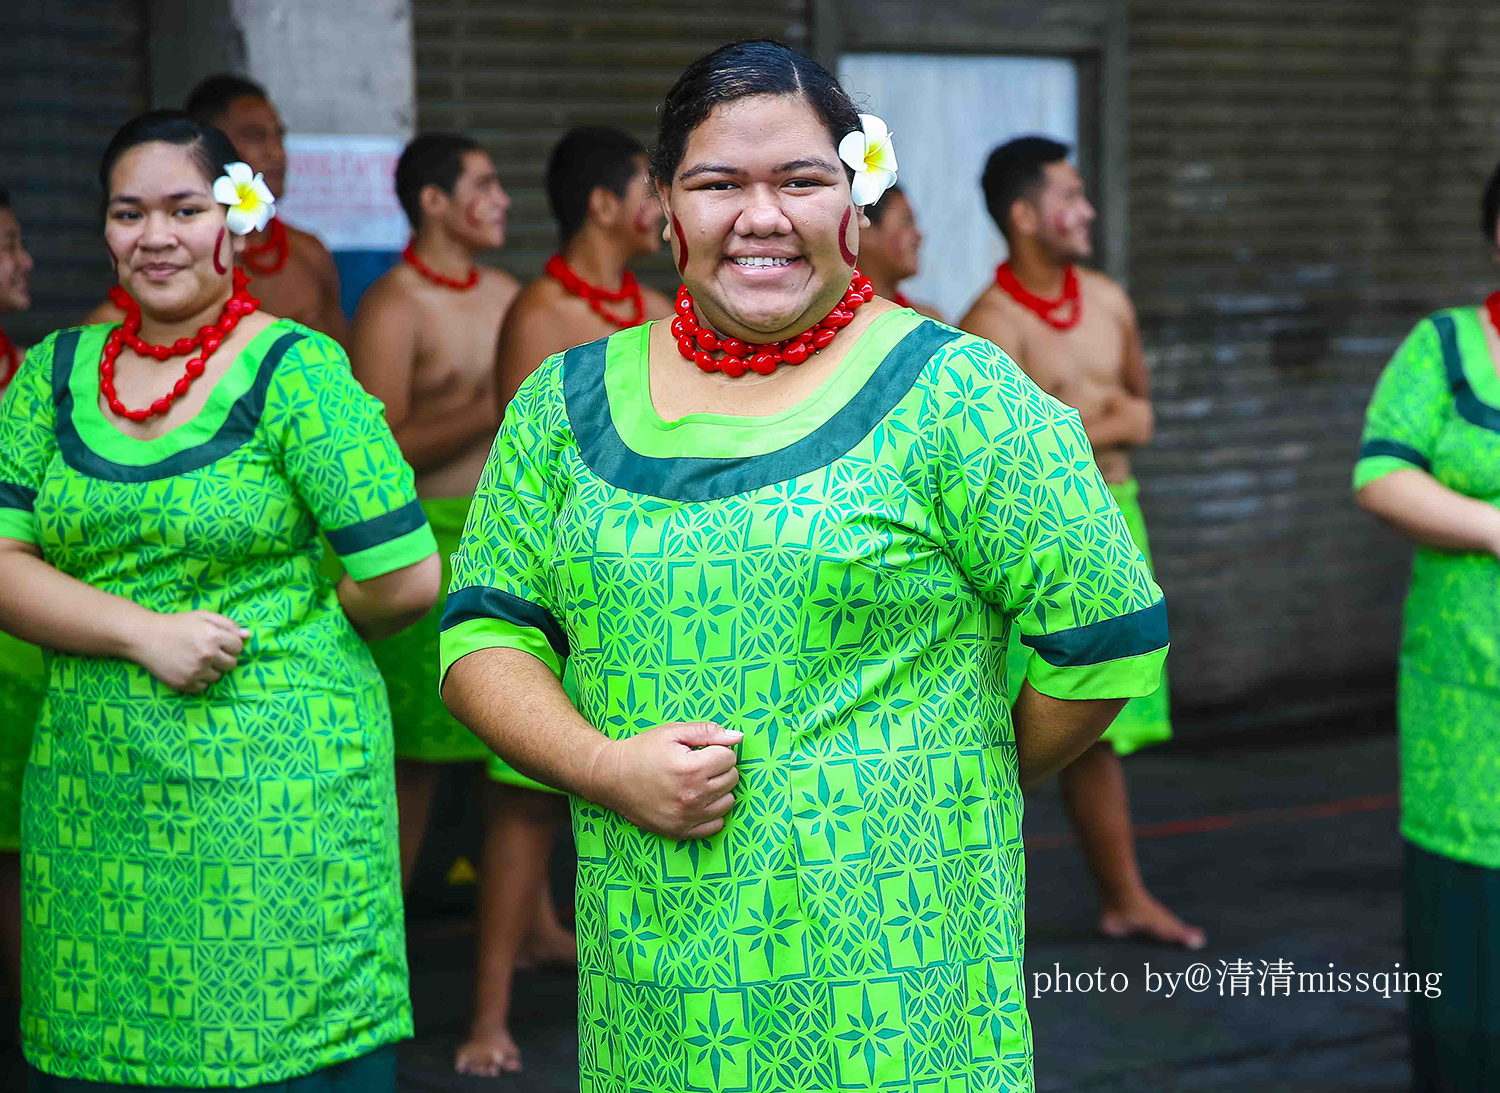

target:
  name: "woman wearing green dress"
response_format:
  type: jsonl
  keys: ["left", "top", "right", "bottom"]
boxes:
{"left": 440, "top": 41, "right": 1167, "bottom": 1092}
{"left": 1355, "top": 162, "right": 1500, "bottom": 1093}
{"left": 0, "top": 112, "right": 439, "bottom": 1090}
{"left": 0, "top": 184, "right": 43, "bottom": 1034}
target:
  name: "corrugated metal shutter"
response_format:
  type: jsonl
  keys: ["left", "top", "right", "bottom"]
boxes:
{"left": 2, "top": 1, "right": 149, "bottom": 347}
{"left": 413, "top": 2, "right": 809, "bottom": 290}
{"left": 1128, "top": 0, "right": 1500, "bottom": 718}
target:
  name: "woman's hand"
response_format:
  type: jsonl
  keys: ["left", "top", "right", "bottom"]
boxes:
{"left": 127, "top": 610, "right": 250, "bottom": 694}
{"left": 588, "top": 721, "right": 743, "bottom": 840}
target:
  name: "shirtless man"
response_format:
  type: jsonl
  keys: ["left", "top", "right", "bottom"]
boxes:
{"left": 457, "top": 125, "right": 672, "bottom": 1078}
{"left": 961, "top": 135, "right": 1205, "bottom": 950}
{"left": 84, "top": 74, "right": 348, "bottom": 343}
{"left": 858, "top": 184, "right": 944, "bottom": 321}
{"left": 350, "top": 132, "right": 519, "bottom": 885}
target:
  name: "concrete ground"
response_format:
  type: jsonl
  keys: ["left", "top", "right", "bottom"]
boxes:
{"left": 1, "top": 723, "right": 1410, "bottom": 1091}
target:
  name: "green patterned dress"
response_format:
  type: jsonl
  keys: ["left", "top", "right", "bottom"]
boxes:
{"left": 0, "top": 321, "right": 431, "bottom": 1086}
{"left": 1355, "top": 307, "right": 1500, "bottom": 867}
{"left": 440, "top": 310, "right": 1168, "bottom": 1092}
{"left": 0, "top": 375, "right": 46, "bottom": 853}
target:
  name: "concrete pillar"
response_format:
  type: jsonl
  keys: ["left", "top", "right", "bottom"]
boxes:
{"left": 231, "top": 0, "right": 414, "bottom": 138}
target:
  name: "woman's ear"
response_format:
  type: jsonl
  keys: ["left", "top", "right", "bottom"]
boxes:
{"left": 859, "top": 210, "right": 872, "bottom": 230}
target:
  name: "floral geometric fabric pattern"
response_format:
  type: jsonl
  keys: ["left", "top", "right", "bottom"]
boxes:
{"left": 1356, "top": 308, "right": 1500, "bottom": 869}
{"left": 0, "top": 322, "right": 429, "bottom": 1085}
{"left": 441, "top": 310, "right": 1167, "bottom": 1092}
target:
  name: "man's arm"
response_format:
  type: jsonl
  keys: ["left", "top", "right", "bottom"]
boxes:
{"left": 494, "top": 297, "right": 568, "bottom": 417}
{"left": 81, "top": 299, "right": 126, "bottom": 326}
{"left": 301, "top": 233, "right": 351, "bottom": 347}
{"left": 349, "top": 280, "right": 497, "bottom": 474}
{"left": 1080, "top": 292, "right": 1154, "bottom": 449}
{"left": 958, "top": 294, "right": 1020, "bottom": 359}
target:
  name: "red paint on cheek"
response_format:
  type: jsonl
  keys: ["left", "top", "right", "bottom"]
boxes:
{"left": 1051, "top": 212, "right": 1071, "bottom": 236}
{"left": 838, "top": 208, "right": 856, "bottom": 266}
{"left": 671, "top": 215, "right": 688, "bottom": 272}
{"left": 212, "top": 228, "right": 227, "bottom": 275}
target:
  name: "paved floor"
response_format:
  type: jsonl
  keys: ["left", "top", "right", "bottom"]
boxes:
{"left": 2, "top": 723, "right": 1411, "bottom": 1091}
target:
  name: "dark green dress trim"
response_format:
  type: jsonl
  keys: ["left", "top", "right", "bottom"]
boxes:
{"left": 1358, "top": 438, "right": 1431, "bottom": 471}
{"left": 564, "top": 320, "right": 963, "bottom": 503}
{"left": 324, "top": 498, "right": 428, "bottom": 555}
{"left": 52, "top": 329, "right": 306, "bottom": 483}
{"left": 1022, "top": 598, "right": 1169, "bottom": 667}
{"left": 0, "top": 481, "right": 37, "bottom": 512}
{"left": 1434, "top": 315, "right": 1500, "bottom": 433}
{"left": 440, "top": 584, "right": 570, "bottom": 659}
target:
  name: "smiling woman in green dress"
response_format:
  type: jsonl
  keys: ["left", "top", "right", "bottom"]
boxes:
{"left": 0, "top": 111, "right": 439, "bottom": 1090}
{"left": 1355, "top": 160, "right": 1500, "bottom": 1093}
{"left": 440, "top": 40, "right": 1167, "bottom": 1092}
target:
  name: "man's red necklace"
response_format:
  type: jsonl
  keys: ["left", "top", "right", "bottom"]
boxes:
{"left": 671, "top": 271, "right": 874, "bottom": 378}
{"left": 892, "top": 290, "right": 912, "bottom": 309}
{"left": 545, "top": 253, "right": 643, "bottom": 329}
{"left": 100, "top": 267, "right": 260, "bottom": 422}
{"left": 403, "top": 243, "right": 478, "bottom": 290}
{"left": 0, "top": 326, "right": 18, "bottom": 391}
{"left": 995, "top": 261, "right": 1081, "bottom": 330}
{"left": 242, "top": 217, "right": 289, "bottom": 277}
{"left": 1484, "top": 292, "right": 1500, "bottom": 335}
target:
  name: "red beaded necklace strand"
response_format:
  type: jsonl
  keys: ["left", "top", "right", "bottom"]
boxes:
{"left": 892, "top": 290, "right": 912, "bottom": 309}
{"left": 995, "top": 260, "right": 1081, "bottom": 331}
{"left": 545, "top": 253, "right": 644, "bottom": 329}
{"left": 0, "top": 326, "right": 18, "bottom": 391}
{"left": 671, "top": 270, "right": 874, "bottom": 378}
{"left": 403, "top": 243, "right": 478, "bottom": 290}
{"left": 100, "top": 267, "right": 260, "bottom": 423}
{"left": 1485, "top": 292, "right": 1500, "bottom": 336}
{"left": 242, "top": 216, "right": 289, "bottom": 277}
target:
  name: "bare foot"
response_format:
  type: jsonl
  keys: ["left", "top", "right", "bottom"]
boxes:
{"left": 454, "top": 1026, "right": 522, "bottom": 1077}
{"left": 1100, "top": 895, "right": 1206, "bottom": 950}
{"left": 521, "top": 922, "right": 577, "bottom": 970}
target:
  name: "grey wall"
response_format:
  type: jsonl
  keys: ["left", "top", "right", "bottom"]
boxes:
{"left": 4, "top": 1, "right": 150, "bottom": 347}
{"left": 147, "top": 0, "right": 414, "bottom": 137}
{"left": 1127, "top": 0, "right": 1500, "bottom": 727}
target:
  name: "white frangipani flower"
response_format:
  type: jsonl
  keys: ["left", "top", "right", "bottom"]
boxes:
{"left": 838, "top": 113, "right": 898, "bottom": 207}
{"left": 212, "top": 161, "right": 276, "bottom": 235}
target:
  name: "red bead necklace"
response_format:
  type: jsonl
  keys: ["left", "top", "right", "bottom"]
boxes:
{"left": 403, "top": 243, "right": 478, "bottom": 290}
{"left": 0, "top": 326, "right": 18, "bottom": 391}
{"left": 100, "top": 268, "right": 260, "bottom": 423}
{"left": 1485, "top": 292, "right": 1500, "bottom": 336}
{"left": 892, "top": 290, "right": 912, "bottom": 309}
{"left": 545, "top": 253, "right": 644, "bottom": 329}
{"left": 995, "top": 261, "right": 1081, "bottom": 331}
{"left": 671, "top": 270, "right": 874, "bottom": 378}
{"left": 242, "top": 217, "right": 289, "bottom": 277}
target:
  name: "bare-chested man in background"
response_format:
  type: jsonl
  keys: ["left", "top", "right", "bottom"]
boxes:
{"left": 962, "top": 135, "right": 1205, "bottom": 950}
{"left": 85, "top": 74, "right": 348, "bottom": 343}
{"left": 351, "top": 132, "right": 519, "bottom": 880}
{"left": 455, "top": 125, "right": 673, "bottom": 1077}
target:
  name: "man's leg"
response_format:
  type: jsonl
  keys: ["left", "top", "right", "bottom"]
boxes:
{"left": 394, "top": 759, "right": 444, "bottom": 893}
{"left": 1059, "top": 741, "right": 1205, "bottom": 949}
{"left": 455, "top": 783, "right": 567, "bottom": 1076}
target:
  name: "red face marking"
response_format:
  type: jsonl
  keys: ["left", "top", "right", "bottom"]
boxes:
{"left": 671, "top": 215, "right": 688, "bottom": 272}
{"left": 838, "top": 207, "right": 856, "bottom": 266}
{"left": 212, "top": 228, "right": 227, "bottom": 275}
{"left": 1051, "top": 212, "right": 1071, "bottom": 237}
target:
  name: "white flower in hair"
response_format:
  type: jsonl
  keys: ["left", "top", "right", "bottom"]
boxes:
{"left": 838, "top": 114, "right": 899, "bottom": 207}
{"left": 212, "top": 161, "right": 276, "bottom": 235}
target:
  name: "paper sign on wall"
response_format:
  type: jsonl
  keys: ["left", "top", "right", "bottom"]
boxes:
{"left": 277, "top": 134, "right": 407, "bottom": 251}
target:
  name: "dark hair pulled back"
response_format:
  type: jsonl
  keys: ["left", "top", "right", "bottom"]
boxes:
{"left": 650, "top": 40, "right": 861, "bottom": 187}
{"left": 98, "top": 110, "right": 242, "bottom": 220}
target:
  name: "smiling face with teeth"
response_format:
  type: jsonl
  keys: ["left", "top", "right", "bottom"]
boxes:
{"left": 659, "top": 93, "right": 859, "bottom": 343}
